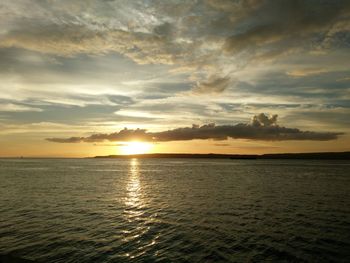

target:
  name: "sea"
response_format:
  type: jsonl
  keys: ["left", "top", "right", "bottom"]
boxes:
{"left": 0, "top": 158, "right": 349, "bottom": 262}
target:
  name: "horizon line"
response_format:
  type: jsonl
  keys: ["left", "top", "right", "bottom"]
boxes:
{"left": 1, "top": 151, "right": 349, "bottom": 159}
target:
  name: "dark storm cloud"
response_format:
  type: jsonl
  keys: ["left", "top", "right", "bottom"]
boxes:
{"left": 46, "top": 113, "right": 343, "bottom": 143}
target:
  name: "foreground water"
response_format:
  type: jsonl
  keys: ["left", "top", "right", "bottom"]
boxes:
{"left": 0, "top": 158, "right": 349, "bottom": 262}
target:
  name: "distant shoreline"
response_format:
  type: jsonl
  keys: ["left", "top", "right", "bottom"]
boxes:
{"left": 1, "top": 151, "right": 349, "bottom": 160}
{"left": 93, "top": 151, "right": 350, "bottom": 160}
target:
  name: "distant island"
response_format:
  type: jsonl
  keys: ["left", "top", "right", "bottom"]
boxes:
{"left": 94, "top": 151, "right": 350, "bottom": 160}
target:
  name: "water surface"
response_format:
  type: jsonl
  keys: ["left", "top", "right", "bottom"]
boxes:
{"left": 0, "top": 158, "right": 349, "bottom": 262}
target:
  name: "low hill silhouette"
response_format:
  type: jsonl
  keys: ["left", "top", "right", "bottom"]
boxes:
{"left": 94, "top": 151, "right": 350, "bottom": 160}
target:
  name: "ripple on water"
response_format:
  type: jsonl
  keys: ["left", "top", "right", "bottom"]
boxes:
{"left": 0, "top": 158, "right": 350, "bottom": 262}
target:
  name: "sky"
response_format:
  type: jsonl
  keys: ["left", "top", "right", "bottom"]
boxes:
{"left": 0, "top": 0, "right": 349, "bottom": 157}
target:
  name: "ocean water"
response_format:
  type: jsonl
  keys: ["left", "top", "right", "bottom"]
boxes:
{"left": 0, "top": 158, "right": 349, "bottom": 262}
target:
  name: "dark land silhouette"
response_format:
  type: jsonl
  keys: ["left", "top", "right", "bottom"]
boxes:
{"left": 94, "top": 151, "right": 350, "bottom": 160}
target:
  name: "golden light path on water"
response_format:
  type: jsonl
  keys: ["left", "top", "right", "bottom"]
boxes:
{"left": 122, "top": 158, "right": 158, "bottom": 259}
{"left": 125, "top": 158, "right": 142, "bottom": 211}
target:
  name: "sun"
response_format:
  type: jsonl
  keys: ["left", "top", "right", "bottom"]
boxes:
{"left": 119, "top": 141, "right": 153, "bottom": 155}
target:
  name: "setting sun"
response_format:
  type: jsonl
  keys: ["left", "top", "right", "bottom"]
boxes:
{"left": 119, "top": 141, "right": 153, "bottom": 155}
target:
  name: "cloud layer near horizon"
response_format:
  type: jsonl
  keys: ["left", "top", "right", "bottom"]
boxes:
{"left": 46, "top": 114, "right": 343, "bottom": 143}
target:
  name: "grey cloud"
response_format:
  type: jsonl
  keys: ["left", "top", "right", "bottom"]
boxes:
{"left": 47, "top": 128, "right": 151, "bottom": 143}
{"left": 214, "top": 143, "right": 231, "bottom": 146}
{"left": 251, "top": 113, "right": 278, "bottom": 127}
{"left": 207, "top": 0, "right": 264, "bottom": 13}
{"left": 1, "top": 23, "right": 175, "bottom": 64}
{"left": 193, "top": 76, "right": 231, "bottom": 94}
{"left": 0, "top": 103, "right": 43, "bottom": 112}
{"left": 1, "top": 0, "right": 349, "bottom": 95}
{"left": 224, "top": 0, "right": 350, "bottom": 55}
{"left": 2, "top": 1, "right": 349, "bottom": 59}
{"left": 0, "top": 98, "right": 145, "bottom": 125}
{"left": 154, "top": 22, "right": 174, "bottom": 37}
{"left": 232, "top": 70, "right": 350, "bottom": 100}
{"left": 0, "top": 47, "right": 171, "bottom": 91}
{"left": 46, "top": 113, "right": 343, "bottom": 143}
{"left": 107, "top": 95, "right": 135, "bottom": 105}
{"left": 285, "top": 110, "right": 350, "bottom": 129}
{"left": 47, "top": 137, "right": 83, "bottom": 143}
{"left": 93, "top": 143, "right": 129, "bottom": 147}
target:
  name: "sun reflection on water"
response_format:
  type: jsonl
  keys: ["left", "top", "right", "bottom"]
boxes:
{"left": 122, "top": 158, "right": 160, "bottom": 259}
{"left": 125, "top": 158, "right": 142, "bottom": 210}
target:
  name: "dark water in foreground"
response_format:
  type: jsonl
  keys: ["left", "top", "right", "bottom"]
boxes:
{"left": 0, "top": 158, "right": 349, "bottom": 262}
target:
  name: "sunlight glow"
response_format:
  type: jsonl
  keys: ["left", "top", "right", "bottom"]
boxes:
{"left": 119, "top": 141, "right": 153, "bottom": 155}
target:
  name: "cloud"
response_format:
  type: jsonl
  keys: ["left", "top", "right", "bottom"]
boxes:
{"left": 287, "top": 68, "right": 329, "bottom": 77}
{"left": 93, "top": 143, "right": 129, "bottom": 147}
{"left": 0, "top": 103, "right": 43, "bottom": 112}
{"left": 46, "top": 113, "right": 343, "bottom": 143}
{"left": 214, "top": 143, "right": 231, "bottom": 147}
{"left": 47, "top": 137, "right": 84, "bottom": 143}
{"left": 1, "top": 0, "right": 349, "bottom": 95}
{"left": 223, "top": 0, "right": 350, "bottom": 55}
{"left": 0, "top": 101, "right": 150, "bottom": 125}
{"left": 193, "top": 76, "right": 231, "bottom": 94}
{"left": 1, "top": 24, "right": 174, "bottom": 64}
{"left": 337, "top": 77, "right": 350, "bottom": 82}
{"left": 251, "top": 113, "right": 278, "bottom": 127}
{"left": 47, "top": 128, "right": 151, "bottom": 143}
